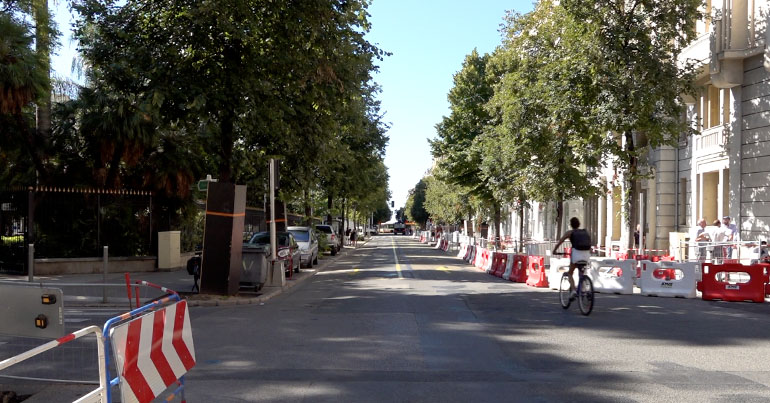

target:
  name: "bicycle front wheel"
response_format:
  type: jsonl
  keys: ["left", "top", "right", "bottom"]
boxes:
{"left": 559, "top": 273, "right": 571, "bottom": 309}
{"left": 578, "top": 275, "right": 594, "bottom": 316}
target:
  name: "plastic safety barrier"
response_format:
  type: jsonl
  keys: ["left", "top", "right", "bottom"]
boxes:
{"left": 491, "top": 253, "right": 508, "bottom": 278}
{"left": 474, "top": 248, "right": 487, "bottom": 270}
{"left": 483, "top": 250, "right": 495, "bottom": 273}
{"left": 525, "top": 256, "right": 548, "bottom": 287}
{"left": 697, "top": 263, "right": 769, "bottom": 303}
{"left": 457, "top": 243, "right": 468, "bottom": 259}
{"left": 588, "top": 258, "right": 635, "bottom": 294}
{"left": 507, "top": 254, "right": 528, "bottom": 283}
{"left": 466, "top": 245, "right": 476, "bottom": 264}
{"left": 638, "top": 260, "right": 699, "bottom": 298}
{"left": 501, "top": 253, "right": 516, "bottom": 280}
{"left": 547, "top": 257, "right": 578, "bottom": 290}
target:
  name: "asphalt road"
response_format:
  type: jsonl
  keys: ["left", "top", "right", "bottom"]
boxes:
{"left": 180, "top": 235, "right": 770, "bottom": 402}
{"left": 3, "top": 234, "right": 770, "bottom": 402}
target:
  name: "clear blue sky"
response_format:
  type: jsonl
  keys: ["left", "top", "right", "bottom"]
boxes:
{"left": 50, "top": 1, "right": 536, "bottom": 211}
{"left": 365, "top": 0, "right": 534, "bottom": 211}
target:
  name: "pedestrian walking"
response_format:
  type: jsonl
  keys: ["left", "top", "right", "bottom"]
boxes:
{"left": 350, "top": 229, "right": 357, "bottom": 248}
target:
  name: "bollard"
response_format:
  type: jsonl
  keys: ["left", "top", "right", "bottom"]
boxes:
{"left": 27, "top": 243, "right": 34, "bottom": 282}
{"left": 102, "top": 246, "right": 109, "bottom": 303}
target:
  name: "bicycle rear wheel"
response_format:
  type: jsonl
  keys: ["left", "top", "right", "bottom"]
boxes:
{"left": 578, "top": 275, "right": 594, "bottom": 316}
{"left": 559, "top": 273, "right": 571, "bottom": 309}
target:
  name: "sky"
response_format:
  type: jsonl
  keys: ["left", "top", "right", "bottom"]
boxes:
{"left": 365, "top": 0, "right": 534, "bottom": 211}
{"left": 49, "top": 0, "right": 536, "bottom": 211}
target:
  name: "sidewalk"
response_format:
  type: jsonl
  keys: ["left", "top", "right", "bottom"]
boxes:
{"left": 0, "top": 238, "right": 370, "bottom": 308}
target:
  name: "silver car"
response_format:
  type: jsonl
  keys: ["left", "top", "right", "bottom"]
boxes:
{"left": 287, "top": 226, "right": 319, "bottom": 268}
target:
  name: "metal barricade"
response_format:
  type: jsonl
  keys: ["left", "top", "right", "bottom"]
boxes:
{"left": 0, "top": 326, "right": 108, "bottom": 403}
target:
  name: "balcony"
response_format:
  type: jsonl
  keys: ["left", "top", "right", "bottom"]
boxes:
{"left": 694, "top": 125, "right": 728, "bottom": 157}
{"left": 678, "top": 33, "right": 710, "bottom": 69}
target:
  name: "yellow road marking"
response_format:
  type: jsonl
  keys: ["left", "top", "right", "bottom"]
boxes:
{"left": 391, "top": 237, "right": 403, "bottom": 279}
{"left": 438, "top": 266, "right": 451, "bottom": 272}
{"left": 349, "top": 268, "right": 360, "bottom": 275}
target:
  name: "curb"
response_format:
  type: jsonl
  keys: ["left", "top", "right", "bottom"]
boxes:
{"left": 185, "top": 238, "right": 369, "bottom": 307}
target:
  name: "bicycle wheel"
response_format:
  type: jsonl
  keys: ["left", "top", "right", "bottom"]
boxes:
{"left": 559, "top": 273, "right": 571, "bottom": 309}
{"left": 578, "top": 275, "right": 594, "bottom": 316}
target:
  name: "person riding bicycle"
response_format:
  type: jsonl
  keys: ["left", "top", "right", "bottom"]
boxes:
{"left": 552, "top": 217, "right": 592, "bottom": 299}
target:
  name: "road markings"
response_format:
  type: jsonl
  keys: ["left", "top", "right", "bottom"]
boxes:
{"left": 391, "top": 237, "right": 404, "bottom": 279}
{"left": 349, "top": 268, "right": 360, "bottom": 275}
{"left": 65, "top": 318, "right": 89, "bottom": 323}
{"left": 437, "top": 266, "right": 451, "bottom": 272}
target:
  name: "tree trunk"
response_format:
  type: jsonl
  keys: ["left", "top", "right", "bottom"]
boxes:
{"left": 555, "top": 200, "right": 564, "bottom": 240}
{"left": 326, "top": 194, "right": 333, "bottom": 225}
{"left": 340, "top": 197, "right": 348, "bottom": 239}
{"left": 34, "top": 0, "right": 51, "bottom": 151}
{"left": 303, "top": 189, "right": 312, "bottom": 226}
{"left": 625, "top": 131, "right": 639, "bottom": 253}
{"left": 493, "top": 203, "right": 501, "bottom": 249}
{"left": 518, "top": 203, "right": 525, "bottom": 253}
{"left": 219, "top": 112, "right": 234, "bottom": 183}
{"left": 105, "top": 142, "right": 125, "bottom": 188}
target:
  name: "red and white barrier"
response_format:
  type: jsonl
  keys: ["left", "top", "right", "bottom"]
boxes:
{"left": 457, "top": 243, "right": 468, "bottom": 259}
{"left": 638, "top": 260, "right": 699, "bottom": 298}
{"left": 525, "top": 256, "right": 548, "bottom": 288}
{"left": 501, "top": 253, "right": 516, "bottom": 279}
{"left": 588, "top": 258, "right": 635, "bottom": 294}
{"left": 507, "top": 254, "right": 528, "bottom": 283}
{"left": 483, "top": 250, "right": 494, "bottom": 273}
{"left": 547, "top": 257, "right": 577, "bottom": 290}
{"left": 111, "top": 300, "right": 196, "bottom": 403}
{"left": 698, "top": 263, "right": 768, "bottom": 303}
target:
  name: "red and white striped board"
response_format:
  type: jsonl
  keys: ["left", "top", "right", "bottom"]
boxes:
{"left": 110, "top": 300, "right": 195, "bottom": 403}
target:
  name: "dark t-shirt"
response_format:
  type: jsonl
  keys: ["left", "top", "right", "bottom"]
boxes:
{"left": 569, "top": 229, "right": 591, "bottom": 251}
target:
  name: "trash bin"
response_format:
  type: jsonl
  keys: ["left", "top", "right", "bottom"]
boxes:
{"left": 241, "top": 245, "right": 269, "bottom": 291}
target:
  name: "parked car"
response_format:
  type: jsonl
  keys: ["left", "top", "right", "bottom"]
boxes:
{"left": 287, "top": 226, "right": 319, "bottom": 268}
{"left": 315, "top": 224, "right": 341, "bottom": 255}
{"left": 244, "top": 231, "right": 301, "bottom": 273}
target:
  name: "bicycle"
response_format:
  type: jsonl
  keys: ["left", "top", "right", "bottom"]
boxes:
{"left": 554, "top": 252, "right": 594, "bottom": 315}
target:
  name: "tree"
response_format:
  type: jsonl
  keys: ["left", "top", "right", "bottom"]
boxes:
{"left": 481, "top": 3, "right": 606, "bottom": 239}
{"left": 405, "top": 178, "right": 429, "bottom": 227}
{"left": 74, "top": 0, "right": 386, "bottom": 188}
{"left": 431, "top": 50, "right": 504, "bottom": 246}
{"left": 0, "top": 2, "right": 57, "bottom": 185}
{"left": 423, "top": 171, "right": 472, "bottom": 226}
{"left": 560, "top": 0, "right": 700, "bottom": 248}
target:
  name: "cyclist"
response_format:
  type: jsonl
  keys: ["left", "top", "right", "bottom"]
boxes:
{"left": 552, "top": 217, "right": 592, "bottom": 299}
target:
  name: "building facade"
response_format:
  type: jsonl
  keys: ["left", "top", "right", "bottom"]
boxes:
{"left": 492, "top": 1, "right": 770, "bottom": 259}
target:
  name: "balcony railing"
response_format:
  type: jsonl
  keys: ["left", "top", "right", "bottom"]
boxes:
{"left": 695, "top": 125, "right": 728, "bottom": 154}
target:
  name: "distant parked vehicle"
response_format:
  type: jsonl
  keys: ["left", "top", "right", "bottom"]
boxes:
{"left": 287, "top": 226, "right": 320, "bottom": 268}
{"left": 244, "top": 231, "right": 301, "bottom": 273}
{"left": 315, "top": 224, "right": 341, "bottom": 255}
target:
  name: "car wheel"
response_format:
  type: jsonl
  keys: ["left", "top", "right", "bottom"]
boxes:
{"left": 331, "top": 247, "right": 337, "bottom": 256}
{"left": 308, "top": 258, "right": 313, "bottom": 268}
{"left": 313, "top": 254, "right": 318, "bottom": 265}
{"left": 294, "top": 260, "right": 300, "bottom": 273}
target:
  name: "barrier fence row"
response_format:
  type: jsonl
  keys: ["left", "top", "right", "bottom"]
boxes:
{"left": 424, "top": 237, "right": 770, "bottom": 304}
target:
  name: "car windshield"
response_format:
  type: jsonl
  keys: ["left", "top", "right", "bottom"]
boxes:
{"left": 249, "top": 232, "right": 290, "bottom": 247}
{"left": 316, "top": 225, "right": 332, "bottom": 234}
{"left": 289, "top": 230, "right": 310, "bottom": 242}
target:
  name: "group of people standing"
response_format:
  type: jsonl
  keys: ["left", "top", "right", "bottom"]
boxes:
{"left": 693, "top": 216, "right": 739, "bottom": 262}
